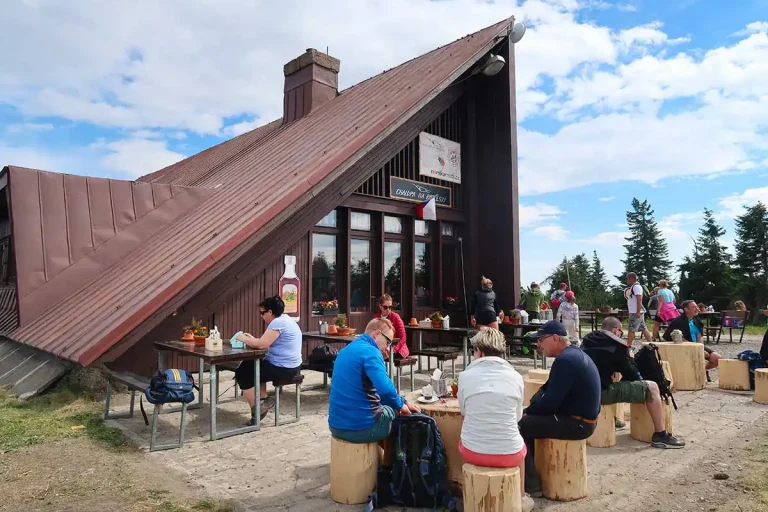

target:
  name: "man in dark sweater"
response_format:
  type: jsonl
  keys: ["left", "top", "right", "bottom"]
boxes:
{"left": 582, "top": 316, "right": 684, "bottom": 449}
{"left": 519, "top": 321, "right": 601, "bottom": 496}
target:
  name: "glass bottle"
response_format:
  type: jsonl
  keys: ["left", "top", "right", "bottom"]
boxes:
{"left": 279, "top": 255, "right": 301, "bottom": 322}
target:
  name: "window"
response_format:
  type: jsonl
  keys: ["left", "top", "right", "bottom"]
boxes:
{"left": 351, "top": 211, "right": 371, "bottom": 231}
{"left": 384, "top": 242, "right": 402, "bottom": 308}
{"left": 415, "top": 242, "right": 432, "bottom": 307}
{"left": 316, "top": 210, "right": 337, "bottom": 228}
{"left": 415, "top": 220, "right": 433, "bottom": 237}
{"left": 350, "top": 239, "right": 371, "bottom": 312}
{"left": 441, "top": 222, "right": 455, "bottom": 238}
{"left": 311, "top": 233, "right": 337, "bottom": 313}
{"left": 384, "top": 216, "right": 403, "bottom": 234}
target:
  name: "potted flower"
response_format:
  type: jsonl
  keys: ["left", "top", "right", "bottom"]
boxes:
{"left": 442, "top": 296, "right": 459, "bottom": 309}
{"left": 451, "top": 377, "right": 459, "bottom": 398}
{"left": 430, "top": 311, "right": 443, "bottom": 329}
{"left": 184, "top": 318, "right": 208, "bottom": 346}
{"left": 508, "top": 309, "right": 522, "bottom": 325}
{"left": 670, "top": 329, "right": 684, "bottom": 343}
{"left": 316, "top": 299, "right": 339, "bottom": 316}
{"left": 336, "top": 314, "right": 354, "bottom": 336}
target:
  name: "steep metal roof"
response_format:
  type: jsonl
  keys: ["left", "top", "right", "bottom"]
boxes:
{"left": 8, "top": 18, "right": 512, "bottom": 365}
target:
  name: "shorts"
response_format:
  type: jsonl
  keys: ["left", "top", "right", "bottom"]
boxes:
{"left": 458, "top": 441, "right": 527, "bottom": 468}
{"left": 601, "top": 381, "right": 651, "bottom": 405}
{"left": 475, "top": 311, "right": 498, "bottom": 325}
{"left": 235, "top": 359, "right": 301, "bottom": 390}
{"left": 628, "top": 314, "right": 648, "bottom": 333}
{"left": 330, "top": 405, "right": 395, "bottom": 443}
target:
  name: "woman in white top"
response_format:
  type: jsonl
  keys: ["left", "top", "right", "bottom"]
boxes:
{"left": 557, "top": 291, "right": 580, "bottom": 344}
{"left": 458, "top": 329, "right": 534, "bottom": 512}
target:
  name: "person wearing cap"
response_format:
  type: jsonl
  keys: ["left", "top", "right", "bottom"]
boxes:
{"left": 518, "top": 320, "right": 601, "bottom": 497}
{"left": 521, "top": 282, "right": 546, "bottom": 321}
{"left": 582, "top": 317, "right": 685, "bottom": 449}
{"left": 556, "top": 291, "right": 579, "bottom": 344}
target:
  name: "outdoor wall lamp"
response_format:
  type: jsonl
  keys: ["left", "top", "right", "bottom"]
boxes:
{"left": 479, "top": 54, "right": 506, "bottom": 76}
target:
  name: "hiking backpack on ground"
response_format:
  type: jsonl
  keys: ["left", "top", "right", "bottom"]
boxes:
{"left": 634, "top": 343, "right": 677, "bottom": 410}
{"left": 737, "top": 350, "right": 763, "bottom": 390}
{"left": 139, "top": 369, "right": 196, "bottom": 425}
{"left": 308, "top": 344, "right": 337, "bottom": 373}
{"left": 368, "top": 414, "right": 456, "bottom": 510}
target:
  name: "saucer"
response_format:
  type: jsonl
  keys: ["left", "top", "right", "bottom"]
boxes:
{"left": 417, "top": 396, "right": 439, "bottom": 404}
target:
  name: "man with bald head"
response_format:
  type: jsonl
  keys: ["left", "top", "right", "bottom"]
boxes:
{"left": 582, "top": 317, "right": 684, "bottom": 449}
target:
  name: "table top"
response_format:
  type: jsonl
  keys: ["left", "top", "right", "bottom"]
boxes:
{"left": 153, "top": 340, "right": 267, "bottom": 363}
{"left": 302, "top": 331, "right": 358, "bottom": 343}
{"left": 405, "top": 326, "right": 474, "bottom": 334}
{"left": 405, "top": 391, "right": 460, "bottom": 414}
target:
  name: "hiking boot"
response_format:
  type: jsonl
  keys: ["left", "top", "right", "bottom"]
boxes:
{"left": 706, "top": 371, "right": 712, "bottom": 383}
{"left": 522, "top": 493, "right": 535, "bottom": 512}
{"left": 525, "top": 482, "right": 543, "bottom": 498}
{"left": 615, "top": 418, "right": 626, "bottom": 429}
{"left": 651, "top": 431, "right": 685, "bottom": 449}
{"left": 245, "top": 398, "right": 274, "bottom": 426}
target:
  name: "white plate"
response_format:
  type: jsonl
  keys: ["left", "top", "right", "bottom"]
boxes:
{"left": 417, "top": 396, "right": 439, "bottom": 404}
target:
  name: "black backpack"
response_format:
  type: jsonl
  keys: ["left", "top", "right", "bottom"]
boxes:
{"left": 634, "top": 344, "right": 677, "bottom": 410}
{"left": 369, "top": 414, "right": 455, "bottom": 510}
{"left": 308, "top": 344, "right": 337, "bottom": 373}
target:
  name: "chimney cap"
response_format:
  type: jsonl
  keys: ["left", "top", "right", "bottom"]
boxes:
{"left": 284, "top": 48, "right": 340, "bottom": 76}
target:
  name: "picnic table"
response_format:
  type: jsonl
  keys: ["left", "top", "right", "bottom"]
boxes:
{"left": 153, "top": 341, "right": 267, "bottom": 440}
{"left": 405, "top": 326, "right": 474, "bottom": 371}
{"left": 503, "top": 323, "right": 548, "bottom": 369}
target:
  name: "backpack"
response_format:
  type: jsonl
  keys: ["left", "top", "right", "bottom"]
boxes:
{"left": 737, "top": 350, "right": 762, "bottom": 390}
{"left": 626, "top": 283, "right": 652, "bottom": 310}
{"left": 139, "top": 369, "right": 196, "bottom": 425}
{"left": 368, "top": 414, "right": 455, "bottom": 510}
{"left": 634, "top": 344, "right": 677, "bottom": 410}
{"left": 308, "top": 344, "right": 337, "bottom": 373}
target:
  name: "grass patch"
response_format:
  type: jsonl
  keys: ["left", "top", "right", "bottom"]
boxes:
{"left": 155, "top": 499, "right": 234, "bottom": 512}
{"left": 744, "top": 439, "right": 768, "bottom": 509}
{"left": 0, "top": 385, "right": 125, "bottom": 453}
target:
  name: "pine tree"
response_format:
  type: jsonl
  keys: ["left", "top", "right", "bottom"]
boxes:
{"left": 618, "top": 198, "right": 672, "bottom": 287}
{"left": 677, "top": 209, "right": 734, "bottom": 308}
{"left": 588, "top": 251, "right": 609, "bottom": 291}
{"left": 733, "top": 202, "right": 768, "bottom": 320}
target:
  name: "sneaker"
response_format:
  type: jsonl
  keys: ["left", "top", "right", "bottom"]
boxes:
{"left": 651, "top": 431, "right": 685, "bottom": 449}
{"left": 245, "top": 398, "right": 274, "bottom": 426}
{"left": 706, "top": 371, "right": 712, "bottom": 383}
{"left": 522, "top": 493, "right": 535, "bottom": 512}
{"left": 525, "top": 482, "right": 543, "bottom": 498}
{"left": 615, "top": 418, "right": 627, "bottom": 429}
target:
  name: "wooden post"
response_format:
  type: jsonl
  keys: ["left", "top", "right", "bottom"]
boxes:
{"left": 755, "top": 369, "right": 768, "bottom": 404}
{"left": 523, "top": 378, "right": 545, "bottom": 407}
{"left": 527, "top": 369, "right": 550, "bottom": 382}
{"left": 462, "top": 464, "right": 522, "bottom": 512}
{"left": 655, "top": 342, "right": 705, "bottom": 391}
{"left": 630, "top": 398, "right": 673, "bottom": 443}
{"left": 330, "top": 437, "right": 379, "bottom": 504}
{"left": 587, "top": 405, "right": 617, "bottom": 448}
{"left": 718, "top": 359, "right": 751, "bottom": 391}
{"left": 534, "top": 439, "right": 588, "bottom": 501}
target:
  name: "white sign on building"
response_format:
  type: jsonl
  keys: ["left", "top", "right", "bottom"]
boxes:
{"left": 418, "top": 132, "right": 461, "bottom": 184}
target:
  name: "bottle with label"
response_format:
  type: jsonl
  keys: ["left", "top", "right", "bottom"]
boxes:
{"left": 280, "top": 255, "right": 301, "bottom": 322}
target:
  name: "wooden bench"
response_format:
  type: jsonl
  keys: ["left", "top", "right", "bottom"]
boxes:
{"left": 409, "top": 348, "right": 459, "bottom": 377}
{"left": 103, "top": 370, "right": 188, "bottom": 452}
{"left": 393, "top": 356, "right": 417, "bottom": 393}
{"left": 715, "top": 310, "right": 749, "bottom": 344}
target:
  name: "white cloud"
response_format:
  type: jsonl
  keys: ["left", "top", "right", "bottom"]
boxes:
{"left": 97, "top": 138, "right": 185, "bottom": 178}
{"left": 6, "top": 122, "right": 54, "bottom": 134}
{"left": 533, "top": 224, "right": 568, "bottom": 239}
{"left": 519, "top": 202, "right": 564, "bottom": 227}
{"left": 598, "top": 196, "right": 614, "bottom": 202}
{"left": 731, "top": 21, "right": 768, "bottom": 37}
{"left": 719, "top": 187, "right": 768, "bottom": 218}
{"left": 581, "top": 231, "right": 627, "bottom": 246}
{"left": 223, "top": 118, "right": 268, "bottom": 137}
{"left": 617, "top": 22, "right": 689, "bottom": 50}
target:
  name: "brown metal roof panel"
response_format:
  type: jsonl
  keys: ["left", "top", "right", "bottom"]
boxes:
{"left": 39, "top": 171, "right": 70, "bottom": 280}
{"left": 8, "top": 168, "right": 46, "bottom": 299}
{"left": 152, "top": 183, "right": 172, "bottom": 206}
{"left": 64, "top": 174, "right": 94, "bottom": 261}
{"left": 87, "top": 177, "right": 116, "bottom": 247}
{"left": 111, "top": 179, "right": 136, "bottom": 231}
{"left": 133, "top": 181, "right": 155, "bottom": 218}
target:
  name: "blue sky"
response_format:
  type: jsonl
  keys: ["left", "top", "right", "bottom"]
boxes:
{"left": 1, "top": 0, "right": 767, "bottom": 293}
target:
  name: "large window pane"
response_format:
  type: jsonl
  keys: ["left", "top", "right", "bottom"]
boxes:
{"left": 384, "top": 242, "right": 402, "bottom": 308}
{"left": 384, "top": 216, "right": 403, "bottom": 234}
{"left": 351, "top": 212, "right": 371, "bottom": 231}
{"left": 316, "top": 210, "right": 337, "bottom": 228}
{"left": 415, "top": 220, "right": 433, "bottom": 237}
{"left": 415, "top": 242, "right": 432, "bottom": 307}
{"left": 350, "top": 239, "right": 371, "bottom": 312}
{"left": 312, "top": 233, "right": 337, "bottom": 314}
{"left": 441, "top": 222, "right": 455, "bottom": 238}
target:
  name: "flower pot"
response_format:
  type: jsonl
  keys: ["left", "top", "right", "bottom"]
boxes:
{"left": 503, "top": 317, "right": 512, "bottom": 325}
{"left": 193, "top": 335, "right": 206, "bottom": 346}
{"left": 409, "top": 318, "right": 418, "bottom": 326}
{"left": 451, "top": 384, "right": 458, "bottom": 398}
{"left": 510, "top": 318, "right": 521, "bottom": 325}
{"left": 320, "top": 309, "right": 339, "bottom": 316}
{"left": 431, "top": 321, "right": 442, "bottom": 329}
{"left": 327, "top": 325, "right": 338, "bottom": 335}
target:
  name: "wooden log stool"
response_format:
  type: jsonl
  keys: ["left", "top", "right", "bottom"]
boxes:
{"left": 654, "top": 342, "right": 705, "bottom": 391}
{"left": 718, "top": 359, "right": 750, "bottom": 391}
{"left": 462, "top": 464, "right": 523, "bottom": 512}
{"left": 523, "top": 378, "right": 545, "bottom": 407}
{"left": 755, "top": 369, "right": 768, "bottom": 404}
{"left": 587, "top": 404, "right": 617, "bottom": 448}
{"left": 527, "top": 369, "right": 550, "bottom": 382}
{"left": 611, "top": 373, "right": 628, "bottom": 423}
{"left": 630, "top": 398, "right": 673, "bottom": 443}
{"left": 534, "top": 439, "right": 588, "bottom": 501}
{"left": 330, "top": 437, "right": 379, "bottom": 505}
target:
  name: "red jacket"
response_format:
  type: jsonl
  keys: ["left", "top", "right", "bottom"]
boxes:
{"left": 374, "top": 311, "right": 409, "bottom": 358}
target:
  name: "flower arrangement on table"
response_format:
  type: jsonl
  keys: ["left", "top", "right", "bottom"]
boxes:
{"left": 334, "top": 313, "right": 355, "bottom": 336}
{"left": 506, "top": 309, "right": 522, "bottom": 325}
{"left": 313, "top": 299, "right": 339, "bottom": 315}
{"left": 182, "top": 318, "right": 208, "bottom": 345}
{"left": 429, "top": 311, "right": 444, "bottom": 328}
{"left": 670, "top": 329, "right": 684, "bottom": 343}
{"left": 442, "top": 296, "right": 459, "bottom": 308}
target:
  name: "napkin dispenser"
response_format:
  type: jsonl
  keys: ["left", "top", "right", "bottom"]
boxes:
{"left": 229, "top": 330, "right": 245, "bottom": 349}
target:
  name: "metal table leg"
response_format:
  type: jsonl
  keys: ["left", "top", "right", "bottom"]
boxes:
{"left": 198, "top": 357, "right": 205, "bottom": 407}
{"left": 211, "top": 358, "right": 262, "bottom": 440}
{"left": 417, "top": 332, "right": 423, "bottom": 372}
{"left": 462, "top": 335, "right": 468, "bottom": 370}
{"left": 209, "top": 363, "right": 218, "bottom": 440}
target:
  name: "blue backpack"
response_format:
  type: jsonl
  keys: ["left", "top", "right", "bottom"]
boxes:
{"left": 140, "top": 369, "right": 196, "bottom": 425}
{"left": 737, "top": 350, "right": 763, "bottom": 390}
{"left": 368, "top": 414, "right": 455, "bottom": 511}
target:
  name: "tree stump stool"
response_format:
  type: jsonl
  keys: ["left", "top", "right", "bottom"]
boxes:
{"left": 655, "top": 342, "right": 705, "bottom": 391}
{"left": 534, "top": 439, "right": 587, "bottom": 501}
{"left": 611, "top": 373, "right": 628, "bottom": 422}
{"left": 587, "top": 404, "right": 617, "bottom": 447}
{"left": 330, "top": 437, "right": 379, "bottom": 504}
{"left": 462, "top": 464, "right": 522, "bottom": 512}
{"left": 523, "top": 378, "right": 545, "bottom": 407}
{"left": 718, "top": 359, "right": 750, "bottom": 391}
{"left": 527, "top": 369, "right": 550, "bottom": 382}
{"left": 755, "top": 369, "right": 768, "bottom": 404}
{"left": 630, "top": 398, "right": 673, "bottom": 443}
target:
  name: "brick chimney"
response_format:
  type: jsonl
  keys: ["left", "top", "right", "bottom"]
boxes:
{"left": 283, "top": 48, "right": 340, "bottom": 124}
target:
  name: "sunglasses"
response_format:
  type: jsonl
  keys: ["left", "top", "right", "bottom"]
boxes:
{"left": 259, "top": 310, "right": 268, "bottom": 316}
{"left": 381, "top": 332, "right": 393, "bottom": 346}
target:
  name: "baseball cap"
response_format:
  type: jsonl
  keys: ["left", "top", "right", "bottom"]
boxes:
{"left": 527, "top": 320, "right": 568, "bottom": 339}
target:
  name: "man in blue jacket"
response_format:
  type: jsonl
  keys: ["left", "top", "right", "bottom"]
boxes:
{"left": 519, "top": 321, "right": 601, "bottom": 496}
{"left": 329, "top": 318, "right": 421, "bottom": 443}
